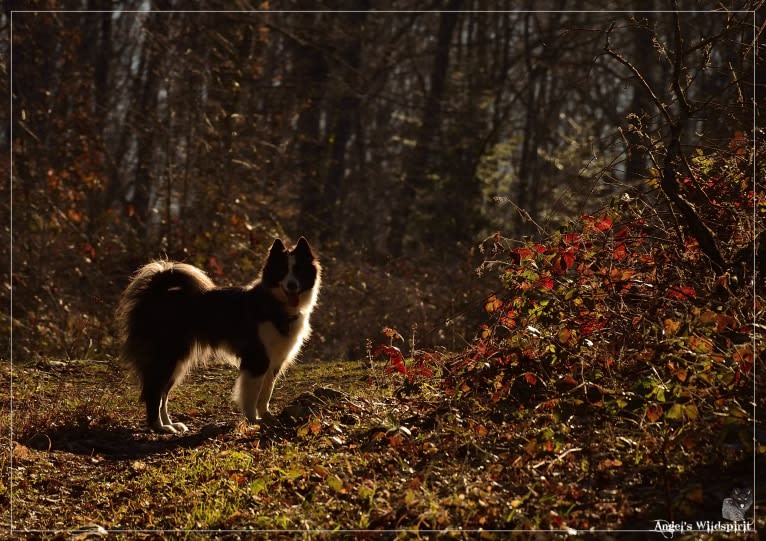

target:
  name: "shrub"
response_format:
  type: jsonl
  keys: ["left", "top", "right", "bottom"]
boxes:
{"left": 444, "top": 133, "right": 763, "bottom": 448}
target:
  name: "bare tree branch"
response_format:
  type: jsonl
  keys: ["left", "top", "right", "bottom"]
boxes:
{"left": 604, "top": 17, "right": 726, "bottom": 273}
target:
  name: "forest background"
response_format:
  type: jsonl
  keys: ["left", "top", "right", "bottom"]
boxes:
{"left": 2, "top": 1, "right": 765, "bottom": 533}
{"left": 6, "top": 2, "right": 761, "bottom": 365}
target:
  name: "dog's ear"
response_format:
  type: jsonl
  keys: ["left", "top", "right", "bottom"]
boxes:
{"left": 269, "top": 238, "right": 286, "bottom": 255}
{"left": 262, "top": 238, "right": 287, "bottom": 284}
{"left": 294, "top": 237, "right": 314, "bottom": 259}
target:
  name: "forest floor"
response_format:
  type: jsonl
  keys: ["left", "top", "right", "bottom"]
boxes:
{"left": 2, "top": 357, "right": 762, "bottom": 539}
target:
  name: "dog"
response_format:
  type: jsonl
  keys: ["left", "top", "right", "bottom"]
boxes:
{"left": 116, "top": 237, "right": 321, "bottom": 433}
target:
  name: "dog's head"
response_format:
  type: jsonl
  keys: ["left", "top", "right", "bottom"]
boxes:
{"left": 262, "top": 237, "right": 320, "bottom": 311}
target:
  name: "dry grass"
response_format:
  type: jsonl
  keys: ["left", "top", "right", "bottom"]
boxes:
{"left": 2, "top": 357, "right": 761, "bottom": 539}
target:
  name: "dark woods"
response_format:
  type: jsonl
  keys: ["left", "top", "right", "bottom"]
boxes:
{"left": 5, "top": 3, "right": 763, "bottom": 362}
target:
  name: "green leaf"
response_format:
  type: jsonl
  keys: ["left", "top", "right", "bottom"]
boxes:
{"left": 665, "top": 403, "right": 684, "bottom": 420}
{"left": 327, "top": 474, "right": 344, "bottom": 493}
{"left": 684, "top": 404, "right": 699, "bottom": 421}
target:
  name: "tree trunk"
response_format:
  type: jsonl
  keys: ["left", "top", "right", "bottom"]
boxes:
{"left": 514, "top": 12, "right": 543, "bottom": 238}
{"left": 295, "top": 17, "right": 329, "bottom": 238}
{"left": 623, "top": 5, "right": 655, "bottom": 183}
{"left": 131, "top": 27, "right": 162, "bottom": 243}
{"left": 320, "top": 8, "right": 368, "bottom": 246}
{"left": 388, "top": 3, "right": 460, "bottom": 257}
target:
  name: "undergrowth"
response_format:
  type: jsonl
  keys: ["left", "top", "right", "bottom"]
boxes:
{"left": 5, "top": 133, "right": 764, "bottom": 537}
{"left": 372, "top": 133, "right": 764, "bottom": 529}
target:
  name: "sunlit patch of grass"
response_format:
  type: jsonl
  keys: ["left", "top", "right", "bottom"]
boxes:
{"left": 7, "top": 355, "right": 762, "bottom": 534}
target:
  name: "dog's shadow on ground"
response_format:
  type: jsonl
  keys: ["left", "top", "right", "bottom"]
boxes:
{"left": 22, "top": 387, "right": 350, "bottom": 460}
{"left": 23, "top": 422, "right": 241, "bottom": 459}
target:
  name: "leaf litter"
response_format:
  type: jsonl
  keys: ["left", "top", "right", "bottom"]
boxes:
{"left": 4, "top": 355, "right": 761, "bottom": 537}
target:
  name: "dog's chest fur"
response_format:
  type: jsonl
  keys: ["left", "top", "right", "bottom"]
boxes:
{"left": 257, "top": 312, "right": 309, "bottom": 374}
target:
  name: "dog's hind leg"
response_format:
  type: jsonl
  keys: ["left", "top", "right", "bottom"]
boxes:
{"left": 159, "top": 389, "right": 188, "bottom": 433}
{"left": 144, "top": 387, "right": 180, "bottom": 434}
{"left": 144, "top": 389, "right": 165, "bottom": 432}
{"left": 143, "top": 367, "right": 188, "bottom": 434}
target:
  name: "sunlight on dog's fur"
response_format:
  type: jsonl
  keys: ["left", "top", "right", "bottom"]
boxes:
{"left": 116, "top": 237, "right": 321, "bottom": 433}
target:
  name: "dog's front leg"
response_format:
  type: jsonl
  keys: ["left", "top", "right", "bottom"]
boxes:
{"left": 255, "top": 369, "right": 279, "bottom": 421}
{"left": 236, "top": 345, "right": 270, "bottom": 422}
{"left": 234, "top": 370, "right": 265, "bottom": 422}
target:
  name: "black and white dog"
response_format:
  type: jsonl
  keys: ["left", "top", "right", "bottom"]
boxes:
{"left": 116, "top": 237, "right": 321, "bottom": 433}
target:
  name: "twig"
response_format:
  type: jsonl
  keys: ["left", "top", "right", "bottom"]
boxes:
{"left": 604, "top": 20, "right": 726, "bottom": 273}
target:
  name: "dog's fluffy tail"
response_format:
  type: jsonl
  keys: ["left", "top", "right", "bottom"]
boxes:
{"left": 116, "top": 261, "right": 215, "bottom": 371}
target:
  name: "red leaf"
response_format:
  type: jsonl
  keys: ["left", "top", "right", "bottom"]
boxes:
{"left": 415, "top": 366, "right": 434, "bottom": 378}
{"left": 666, "top": 285, "right": 696, "bottom": 300}
{"left": 523, "top": 372, "right": 538, "bottom": 385}
{"left": 684, "top": 236, "right": 700, "bottom": 255}
{"left": 500, "top": 309, "right": 517, "bottom": 329}
{"left": 537, "top": 276, "right": 554, "bottom": 290}
{"left": 579, "top": 318, "right": 606, "bottom": 336}
{"left": 582, "top": 214, "right": 613, "bottom": 233}
{"left": 208, "top": 256, "right": 224, "bottom": 277}
{"left": 594, "top": 216, "right": 613, "bottom": 232}
{"left": 729, "top": 131, "right": 747, "bottom": 154}
{"left": 612, "top": 243, "right": 627, "bottom": 260}
{"left": 484, "top": 295, "right": 503, "bottom": 313}
{"left": 514, "top": 247, "right": 534, "bottom": 259}
{"left": 614, "top": 225, "right": 630, "bottom": 241}
{"left": 562, "top": 247, "right": 576, "bottom": 269}
{"left": 562, "top": 232, "right": 582, "bottom": 245}
{"left": 83, "top": 243, "right": 97, "bottom": 259}
{"left": 374, "top": 345, "right": 406, "bottom": 374}
{"left": 646, "top": 404, "right": 664, "bottom": 422}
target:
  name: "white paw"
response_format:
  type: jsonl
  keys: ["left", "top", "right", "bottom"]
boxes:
{"left": 150, "top": 421, "right": 178, "bottom": 434}
{"left": 149, "top": 420, "right": 188, "bottom": 434}
{"left": 170, "top": 422, "right": 189, "bottom": 433}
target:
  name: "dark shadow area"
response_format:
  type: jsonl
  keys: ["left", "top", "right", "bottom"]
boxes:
{"left": 22, "top": 422, "right": 236, "bottom": 459}
{"left": 618, "top": 454, "right": 763, "bottom": 538}
{"left": 19, "top": 386, "right": 350, "bottom": 460}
